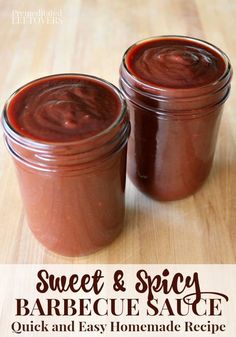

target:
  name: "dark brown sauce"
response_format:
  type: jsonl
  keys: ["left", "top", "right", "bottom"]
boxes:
{"left": 126, "top": 37, "right": 226, "bottom": 88}
{"left": 7, "top": 75, "right": 121, "bottom": 142}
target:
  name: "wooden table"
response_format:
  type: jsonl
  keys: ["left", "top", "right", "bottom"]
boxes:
{"left": 0, "top": 0, "right": 235, "bottom": 264}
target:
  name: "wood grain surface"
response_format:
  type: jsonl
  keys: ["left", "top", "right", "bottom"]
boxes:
{"left": 0, "top": 0, "right": 235, "bottom": 264}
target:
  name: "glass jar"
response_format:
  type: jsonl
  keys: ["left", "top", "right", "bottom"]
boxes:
{"left": 120, "top": 36, "right": 232, "bottom": 201}
{"left": 2, "top": 74, "right": 130, "bottom": 256}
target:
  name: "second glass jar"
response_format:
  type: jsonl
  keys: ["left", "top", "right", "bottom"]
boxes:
{"left": 120, "top": 35, "right": 232, "bottom": 201}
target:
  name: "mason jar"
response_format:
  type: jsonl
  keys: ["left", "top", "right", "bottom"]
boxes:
{"left": 2, "top": 74, "right": 130, "bottom": 256}
{"left": 120, "top": 36, "right": 232, "bottom": 201}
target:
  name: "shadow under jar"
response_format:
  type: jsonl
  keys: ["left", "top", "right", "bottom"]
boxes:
{"left": 2, "top": 74, "right": 130, "bottom": 256}
{"left": 120, "top": 35, "right": 232, "bottom": 201}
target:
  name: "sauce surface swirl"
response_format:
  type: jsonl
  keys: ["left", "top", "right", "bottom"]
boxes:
{"left": 126, "top": 38, "right": 226, "bottom": 88}
{"left": 7, "top": 75, "right": 121, "bottom": 142}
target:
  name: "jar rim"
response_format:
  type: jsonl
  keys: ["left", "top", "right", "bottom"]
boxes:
{"left": 122, "top": 35, "right": 232, "bottom": 95}
{"left": 2, "top": 73, "right": 127, "bottom": 149}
